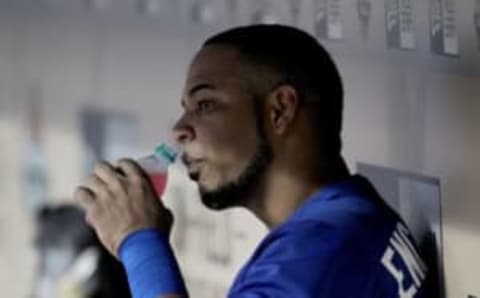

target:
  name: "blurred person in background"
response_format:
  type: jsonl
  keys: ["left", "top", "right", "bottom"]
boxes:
{"left": 75, "top": 25, "right": 431, "bottom": 297}
{"left": 32, "top": 204, "right": 131, "bottom": 298}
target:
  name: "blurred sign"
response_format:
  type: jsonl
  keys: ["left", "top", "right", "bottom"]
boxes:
{"left": 357, "top": 0, "right": 372, "bottom": 40}
{"left": 250, "top": 0, "right": 278, "bottom": 24}
{"left": 314, "top": 0, "right": 343, "bottom": 40}
{"left": 288, "top": 0, "right": 302, "bottom": 26}
{"left": 430, "top": 0, "right": 459, "bottom": 56}
{"left": 475, "top": 0, "right": 480, "bottom": 51}
{"left": 385, "top": 0, "right": 416, "bottom": 50}
{"left": 190, "top": 0, "right": 217, "bottom": 25}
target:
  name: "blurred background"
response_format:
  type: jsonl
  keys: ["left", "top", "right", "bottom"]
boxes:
{"left": 0, "top": 0, "right": 479, "bottom": 297}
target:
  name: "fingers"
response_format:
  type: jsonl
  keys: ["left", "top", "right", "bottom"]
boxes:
{"left": 117, "top": 158, "right": 147, "bottom": 186}
{"left": 73, "top": 158, "right": 174, "bottom": 256}
{"left": 85, "top": 174, "right": 109, "bottom": 197}
{"left": 74, "top": 186, "right": 95, "bottom": 209}
{"left": 94, "top": 161, "right": 126, "bottom": 194}
{"left": 117, "top": 158, "right": 162, "bottom": 204}
{"left": 74, "top": 186, "right": 98, "bottom": 225}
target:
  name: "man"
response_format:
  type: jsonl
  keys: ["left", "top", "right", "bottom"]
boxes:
{"left": 75, "top": 25, "right": 430, "bottom": 297}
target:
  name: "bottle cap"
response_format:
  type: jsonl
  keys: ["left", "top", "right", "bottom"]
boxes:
{"left": 154, "top": 143, "right": 178, "bottom": 164}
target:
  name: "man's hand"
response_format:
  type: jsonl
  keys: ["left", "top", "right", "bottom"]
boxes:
{"left": 74, "top": 158, "right": 173, "bottom": 257}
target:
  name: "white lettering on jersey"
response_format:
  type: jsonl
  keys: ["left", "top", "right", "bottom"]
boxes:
{"left": 381, "top": 222, "right": 428, "bottom": 297}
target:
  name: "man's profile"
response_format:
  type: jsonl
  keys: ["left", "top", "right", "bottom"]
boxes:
{"left": 75, "top": 24, "right": 431, "bottom": 298}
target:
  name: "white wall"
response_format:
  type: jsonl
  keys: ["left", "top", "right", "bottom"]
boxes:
{"left": 0, "top": 0, "right": 479, "bottom": 297}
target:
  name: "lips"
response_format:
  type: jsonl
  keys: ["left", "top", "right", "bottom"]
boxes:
{"left": 182, "top": 154, "right": 204, "bottom": 180}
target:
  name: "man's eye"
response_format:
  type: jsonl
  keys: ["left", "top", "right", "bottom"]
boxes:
{"left": 197, "top": 100, "right": 216, "bottom": 113}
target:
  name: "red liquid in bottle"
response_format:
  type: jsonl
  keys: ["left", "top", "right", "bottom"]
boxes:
{"left": 147, "top": 172, "right": 168, "bottom": 197}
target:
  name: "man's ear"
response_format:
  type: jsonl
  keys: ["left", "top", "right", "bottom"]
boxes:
{"left": 267, "top": 84, "right": 299, "bottom": 135}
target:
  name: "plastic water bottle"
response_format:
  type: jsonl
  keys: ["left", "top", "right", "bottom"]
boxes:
{"left": 136, "top": 143, "right": 178, "bottom": 196}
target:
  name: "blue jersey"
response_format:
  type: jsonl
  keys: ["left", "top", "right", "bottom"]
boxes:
{"left": 228, "top": 175, "right": 430, "bottom": 298}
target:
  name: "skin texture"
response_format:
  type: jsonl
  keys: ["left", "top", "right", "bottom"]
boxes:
{"left": 75, "top": 44, "right": 349, "bottom": 298}
{"left": 174, "top": 44, "right": 349, "bottom": 228}
{"left": 75, "top": 159, "right": 173, "bottom": 258}
{"left": 175, "top": 44, "right": 274, "bottom": 211}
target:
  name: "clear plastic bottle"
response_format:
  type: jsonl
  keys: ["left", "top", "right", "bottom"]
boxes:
{"left": 136, "top": 143, "right": 178, "bottom": 196}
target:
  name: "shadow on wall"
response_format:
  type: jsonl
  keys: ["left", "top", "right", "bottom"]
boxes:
{"left": 31, "top": 203, "right": 132, "bottom": 298}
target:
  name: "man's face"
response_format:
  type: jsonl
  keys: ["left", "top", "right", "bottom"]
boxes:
{"left": 173, "top": 44, "right": 272, "bottom": 209}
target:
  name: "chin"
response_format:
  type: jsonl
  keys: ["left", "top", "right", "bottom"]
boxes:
{"left": 198, "top": 180, "right": 251, "bottom": 211}
{"left": 194, "top": 138, "right": 272, "bottom": 211}
{"left": 200, "top": 193, "right": 240, "bottom": 210}
{"left": 200, "top": 195, "right": 229, "bottom": 210}
{"left": 198, "top": 184, "right": 230, "bottom": 210}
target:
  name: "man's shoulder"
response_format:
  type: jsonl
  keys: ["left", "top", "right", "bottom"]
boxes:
{"left": 237, "top": 211, "right": 430, "bottom": 298}
{"left": 290, "top": 188, "right": 397, "bottom": 243}
{"left": 232, "top": 176, "right": 431, "bottom": 297}
{"left": 293, "top": 175, "right": 398, "bottom": 224}
{"left": 245, "top": 178, "right": 408, "bottom": 277}
{"left": 252, "top": 205, "right": 393, "bottom": 268}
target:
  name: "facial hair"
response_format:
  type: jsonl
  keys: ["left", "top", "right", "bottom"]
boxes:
{"left": 199, "top": 99, "right": 273, "bottom": 210}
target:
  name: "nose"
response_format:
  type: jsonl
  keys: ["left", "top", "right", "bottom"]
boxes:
{"left": 172, "top": 114, "right": 194, "bottom": 146}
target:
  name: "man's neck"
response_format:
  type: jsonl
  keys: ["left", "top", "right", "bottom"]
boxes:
{"left": 247, "top": 157, "right": 350, "bottom": 230}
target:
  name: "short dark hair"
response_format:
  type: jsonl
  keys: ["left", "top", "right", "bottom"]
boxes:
{"left": 204, "top": 24, "right": 344, "bottom": 157}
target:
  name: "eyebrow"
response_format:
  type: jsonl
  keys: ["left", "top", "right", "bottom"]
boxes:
{"left": 182, "top": 83, "right": 216, "bottom": 108}
{"left": 189, "top": 83, "right": 215, "bottom": 97}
